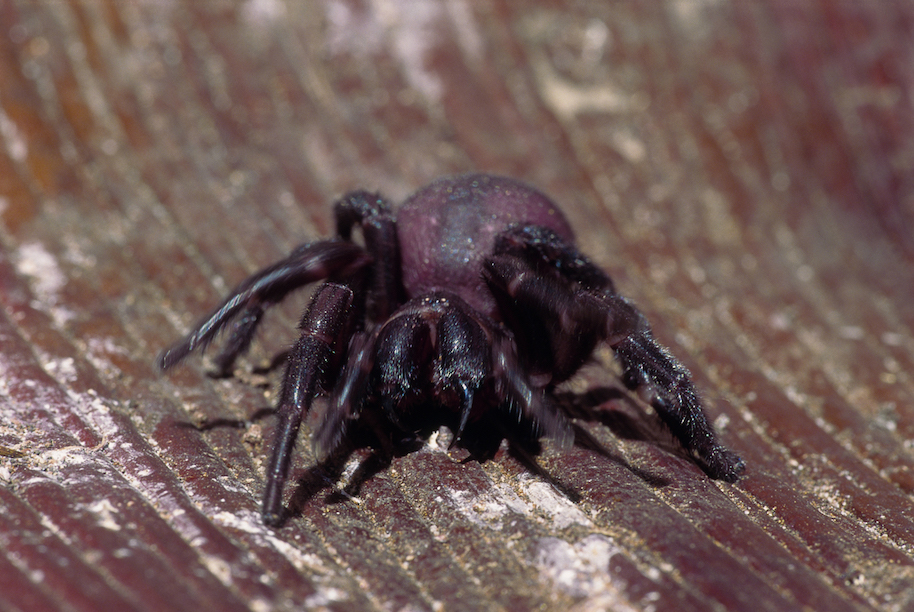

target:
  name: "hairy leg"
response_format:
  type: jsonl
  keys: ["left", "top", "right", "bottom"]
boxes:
{"left": 604, "top": 295, "right": 745, "bottom": 481}
{"left": 334, "top": 191, "right": 404, "bottom": 321}
{"left": 262, "top": 282, "right": 359, "bottom": 526}
{"left": 158, "top": 241, "right": 369, "bottom": 372}
{"left": 486, "top": 226, "right": 744, "bottom": 481}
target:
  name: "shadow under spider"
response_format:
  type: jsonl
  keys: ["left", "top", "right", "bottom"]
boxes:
{"left": 284, "top": 420, "right": 427, "bottom": 520}
{"left": 554, "top": 385, "right": 697, "bottom": 484}
{"left": 172, "top": 378, "right": 682, "bottom": 522}
{"left": 173, "top": 406, "right": 276, "bottom": 432}
{"left": 282, "top": 383, "right": 681, "bottom": 520}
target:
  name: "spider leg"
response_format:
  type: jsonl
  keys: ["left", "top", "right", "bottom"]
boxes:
{"left": 493, "top": 225, "right": 615, "bottom": 293}
{"left": 262, "top": 282, "right": 359, "bottom": 527}
{"left": 484, "top": 254, "right": 603, "bottom": 383}
{"left": 210, "top": 304, "right": 265, "bottom": 375}
{"left": 158, "top": 240, "right": 370, "bottom": 372}
{"left": 485, "top": 227, "right": 744, "bottom": 482}
{"left": 334, "top": 191, "right": 404, "bottom": 321}
{"left": 312, "top": 302, "right": 440, "bottom": 464}
{"left": 602, "top": 295, "right": 745, "bottom": 482}
{"left": 311, "top": 331, "right": 374, "bottom": 461}
{"left": 302, "top": 192, "right": 409, "bottom": 457}
{"left": 490, "top": 330, "right": 573, "bottom": 449}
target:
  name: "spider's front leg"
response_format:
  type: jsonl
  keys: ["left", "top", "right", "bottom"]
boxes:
{"left": 158, "top": 241, "right": 370, "bottom": 375}
{"left": 600, "top": 295, "right": 745, "bottom": 482}
{"left": 485, "top": 227, "right": 744, "bottom": 482}
{"left": 262, "top": 282, "right": 361, "bottom": 527}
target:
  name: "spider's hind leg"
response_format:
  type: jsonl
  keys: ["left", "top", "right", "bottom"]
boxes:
{"left": 334, "top": 191, "right": 404, "bottom": 321}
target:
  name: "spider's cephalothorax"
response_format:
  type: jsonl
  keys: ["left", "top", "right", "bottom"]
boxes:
{"left": 159, "top": 173, "right": 745, "bottom": 526}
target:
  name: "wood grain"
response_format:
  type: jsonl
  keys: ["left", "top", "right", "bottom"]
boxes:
{"left": 1, "top": 1, "right": 913, "bottom": 610}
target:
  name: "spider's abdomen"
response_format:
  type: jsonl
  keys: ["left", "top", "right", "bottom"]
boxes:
{"left": 396, "top": 173, "right": 575, "bottom": 319}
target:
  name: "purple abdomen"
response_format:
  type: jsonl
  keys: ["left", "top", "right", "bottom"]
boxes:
{"left": 396, "top": 174, "right": 575, "bottom": 318}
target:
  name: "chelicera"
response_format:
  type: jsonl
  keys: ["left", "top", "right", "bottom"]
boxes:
{"left": 160, "top": 173, "right": 744, "bottom": 527}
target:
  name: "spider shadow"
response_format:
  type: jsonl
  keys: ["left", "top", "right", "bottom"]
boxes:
{"left": 202, "top": 350, "right": 290, "bottom": 382}
{"left": 173, "top": 380, "right": 685, "bottom": 524}
{"left": 170, "top": 402, "right": 398, "bottom": 526}
{"left": 281, "top": 407, "right": 561, "bottom": 522}
{"left": 250, "top": 351, "right": 292, "bottom": 376}
{"left": 172, "top": 407, "right": 276, "bottom": 431}
{"left": 554, "top": 385, "right": 694, "bottom": 485}
{"left": 483, "top": 387, "right": 673, "bottom": 502}
{"left": 283, "top": 421, "right": 426, "bottom": 521}
{"left": 282, "top": 385, "right": 678, "bottom": 521}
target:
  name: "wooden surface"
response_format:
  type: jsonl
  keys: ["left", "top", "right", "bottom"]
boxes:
{"left": 2, "top": 1, "right": 913, "bottom": 610}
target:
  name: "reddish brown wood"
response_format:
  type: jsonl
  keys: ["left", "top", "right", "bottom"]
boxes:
{"left": 1, "top": 1, "right": 913, "bottom": 610}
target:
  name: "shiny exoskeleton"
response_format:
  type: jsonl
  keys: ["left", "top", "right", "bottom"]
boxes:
{"left": 160, "top": 173, "right": 744, "bottom": 527}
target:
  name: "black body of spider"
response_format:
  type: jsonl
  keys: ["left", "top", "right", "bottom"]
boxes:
{"left": 159, "top": 173, "right": 744, "bottom": 527}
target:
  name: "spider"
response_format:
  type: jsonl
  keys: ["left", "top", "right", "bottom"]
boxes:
{"left": 159, "top": 173, "right": 744, "bottom": 526}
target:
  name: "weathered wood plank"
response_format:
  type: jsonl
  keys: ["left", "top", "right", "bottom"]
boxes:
{"left": 1, "top": 1, "right": 912, "bottom": 610}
